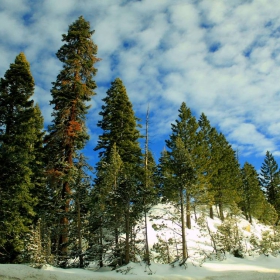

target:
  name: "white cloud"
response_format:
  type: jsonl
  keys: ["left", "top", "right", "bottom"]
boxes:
{"left": 2, "top": 0, "right": 280, "bottom": 168}
{"left": 0, "top": 12, "right": 26, "bottom": 45}
{"left": 39, "top": 0, "right": 78, "bottom": 15}
{"left": 227, "top": 122, "right": 275, "bottom": 156}
{"left": 169, "top": 3, "right": 200, "bottom": 31}
{"left": 199, "top": 0, "right": 228, "bottom": 25}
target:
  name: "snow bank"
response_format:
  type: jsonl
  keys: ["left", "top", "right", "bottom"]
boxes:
{"left": 1, "top": 204, "right": 280, "bottom": 279}
{"left": 1, "top": 255, "right": 280, "bottom": 280}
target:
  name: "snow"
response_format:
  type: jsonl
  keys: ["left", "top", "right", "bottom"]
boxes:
{"left": 1, "top": 204, "right": 280, "bottom": 279}
{"left": 1, "top": 255, "right": 280, "bottom": 280}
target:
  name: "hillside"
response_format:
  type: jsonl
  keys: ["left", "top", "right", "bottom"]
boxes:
{"left": 1, "top": 203, "right": 280, "bottom": 279}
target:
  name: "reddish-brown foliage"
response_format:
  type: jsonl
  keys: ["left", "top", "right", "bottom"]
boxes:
{"left": 67, "top": 120, "right": 82, "bottom": 137}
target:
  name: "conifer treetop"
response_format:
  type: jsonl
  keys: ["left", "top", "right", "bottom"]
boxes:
{"left": 51, "top": 16, "right": 98, "bottom": 107}
{"left": 48, "top": 16, "right": 99, "bottom": 151}
{"left": 95, "top": 77, "right": 142, "bottom": 164}
{"left": 2, "top": 52, "right": 34, "bottom": 99}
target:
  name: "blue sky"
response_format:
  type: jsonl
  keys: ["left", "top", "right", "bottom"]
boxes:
{"left": 1, "top": 0, "right": 280, "bottom": 171}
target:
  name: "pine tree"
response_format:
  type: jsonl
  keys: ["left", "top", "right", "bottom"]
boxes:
{"left": 197, "top": 113, "right": 218, "bottom": 218}
{"left": 259, "top": 202, "right": 278, "bottom": 225}
{"left": 259, "top": 151, "right": 280, "bottom": 222}
{"left": 69, "top": 154, "right": 92, "bottom": 268}
{"left": 0, "top": 53, "right": 40, "bottom": 262}
{"left": 30, "top": 104, "right": 46, "bottom": 218}
{"left": 94, "top": 78, "right": 142, "bottom": 264}
{"left": 159, "top": 102, "right": 200, "bottom": 259}
{"left": 196, "top": 114, "right": 243, "bottom": 221}
{"left": 142, "top": 107, "right": 157, "bottom": 265}
{"left": 90, "top": 143, "right": 124, "bottom": 267}
{"left": 240, "top": 162, "right": 267, "bottom": 223}
{"left": 22, "top": 219, "right": 46, "bottom": 267}
{"left": 165, "top": 102, "right": 199, "bottom": 230}
{"left": 157, "top": 148, "right": 171, "bottom": 199}
{"left": 45, "top": 16, "right": 99, "bottom": 260}
{"left": 142, "top": 150, "right": 157, "bottom": 264}
{"left": 95, "top": 78, "right": 142, "bottom": 163}
{"left": 210, "top": 133, "right": 242, "bottom": 221}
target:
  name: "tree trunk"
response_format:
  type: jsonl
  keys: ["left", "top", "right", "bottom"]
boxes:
{"left": 76, "top": 196, "right": 84, "bottom": 268}
{"left": 166, "top": 241, "right": 170, "bottom": 263}
{"left": 144, "top": 209, "right": 150, "bottom": 264}
{"left": 59, "top": 143, "right": 73, "bottom": 258}
{"left": 249, "top": 214, "right": 252, "bottom": 225}
{"left": 206, "top": 219, "right": 218, "bottom": 253}
{"left": 99, "top": 223, "right": 103, "bottom": 267}
{"left": 209, "top": 206, "right": 214, "bottom": 219}
{"left": 180, "top": 188, "right": 187, "bottom": 259}
{"left": 219, "top": 203, "right": 224, "bottom": 221}
{"left": 130, "top": 226, "right": 136, "bottom": 262}
{"left": 193, "top": 205, "right": 198, "bottom": 222}
{"left": 144, "top": 107, "right": 150, "bottom": 265}
{"left": 125, "top": 201, "right": 130, "bottom": 264}
{"left": 115, "top": 227, "right": 121, "bottom": 266}
{"left": 186, "top": 194, "right": 191, "bottom": 229}
{"left": 60, "top": 181, "right": 70, "bottom": 257}
{"left": 59, "top": 95, "right": 77, "bottom": 259}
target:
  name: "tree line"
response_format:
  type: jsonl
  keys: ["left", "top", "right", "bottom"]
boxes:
{"left": 0, "top": 16, "right": 280, "bottom": 267}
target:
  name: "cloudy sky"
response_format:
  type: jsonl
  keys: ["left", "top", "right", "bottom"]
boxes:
{"left": 1, "top": 0, "right": 280, "bottom": 170}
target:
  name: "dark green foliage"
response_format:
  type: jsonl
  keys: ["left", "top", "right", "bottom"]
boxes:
{"left": 209, "top": 133, "right": 242, "bottom": 220}
{"left": 240, "top": 162, "right": 268, "bottom": 223}
{"left": 260, "top": 151, "right": 280, "bottom": 203}
{"left": 89, "top": 143, "right": 124, "bottom": 266}
{"left": 0, "top": 53, "right": 42, "bottom": 262}
{"left": 166, "top": 102, "right": 198, "bottom": 157}
{"left": 159, "top": 102, "right": 200, "bottom": 258}
{"left": 156, "top": 148, "right": 171, "bottom": 199}
{"left": 44, "top": 16, "right": 98, "bottom": 259}
{"left": 46, "top": 15, "right": 98, "bottom": 166}
{"left": 140, "top": 150, "right": 158, "bottom": 214}
{"left": 95, "top": 78, "right": 142, "bottom": 163}
{"left": 143, "top": 150, "right": 158, "bottom": 204}
{"left": 163, "top": 102, "right": 199, "bottom": 197}
{"left": 196, "top": 113, "right": 220, "bottom": 212}
{"left": 163, "top": 102, "right": 200, "bottom": 229}
{"left": 68, "top": 154, "right": 92, "bottom": 268}
{"left": 30, "top": 104, "right": 46, "bottom": 218}
{"left": 259, "top": 151, "right": 280, "bottom": 222}
{"left": 94, "top": 78, "right": 142, "bottom": 264}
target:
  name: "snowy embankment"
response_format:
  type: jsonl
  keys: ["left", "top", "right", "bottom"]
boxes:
{"left": 1, "top": 204, "right": 280, "bottom": 280}
{"left": 1, "top": 256, "right": 280, "bottom": 280}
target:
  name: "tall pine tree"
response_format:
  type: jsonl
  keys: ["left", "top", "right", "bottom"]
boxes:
{"left": 0, "top": 53, "right": 42, "bottom": 262}
{"left": 210, "top": 133, "right": 242, "bottom": 221}
{"left": 90, "top": 143, "right": 124, "bottom": 267}
{"left": 165, "top": 102, "right": 200, "bottom": 230}
{"left": 259, "top": 151, "right": 280, "bottom": 223}
{"left": 240, "top": 162, "right": 267, "bottom": 223}
{"left": 30, "top": 104, "right": 46, "bottom": 219}
{"left": 197, "top": 113, "right": 218, "bottom": 218}
{"left": 159, "top": 102, "right": 200, "bottom": 259}
{"left": 69, "top": 154, "right": 92, "bottom": 268}
{"left": 94, "top": 78, "right": 142, "bottom": 264}
{"left": 45, "top": 16, "right": 99, "bottom": 260}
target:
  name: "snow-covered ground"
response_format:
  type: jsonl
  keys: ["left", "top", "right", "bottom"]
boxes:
{"left": 1, "top": 204, "right": 280, "bottom": 280}
{"left": 1, "top": 255, "right": 280, "bottom": 280}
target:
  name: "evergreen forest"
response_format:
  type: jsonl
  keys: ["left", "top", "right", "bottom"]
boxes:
{"left": 1, "top": 16, "right": 280, "bottom": 268}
